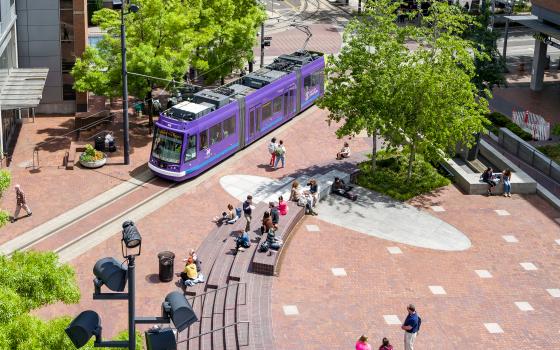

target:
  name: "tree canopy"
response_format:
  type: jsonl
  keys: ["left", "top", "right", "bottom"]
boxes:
{"left": 0, "top": 251, "right": 143, "bottom": 349}
{"left": 318, "top": 0, "right": 489, "bottom": 179}
{"left": 72, "top": 0, "right": 265, "bottom": 99}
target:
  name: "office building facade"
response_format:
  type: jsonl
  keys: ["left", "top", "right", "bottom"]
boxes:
{"left": 16, "top": 0, "right": 88, "bottom": 114}
{"left": 0, "top": 0, "right": 18, "bottom": 153}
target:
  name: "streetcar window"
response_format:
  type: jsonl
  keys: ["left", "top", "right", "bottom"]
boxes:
{"left": 185, "top": 135, "right": 197, "bottom": 161}
{"left": 200, "top": 130, "right": 208, "bottom": 151}
{"left": 210, "top": 123, "right": 222, "bottom": 145}
{"left": 262, "top": 101, "right": 272, "bottom": 121}
{"left": 273, "top": 96, "right": 282, "bottom": 114}
{"left": 249, "top": 110, "right": 255, "bottom": 137}
{"left": 303, "top": 71, "right": 323, "bottom": 102}
{"left": 223, "top": 115, "right": 236, "bottom": 138}
{"left": 151, "top": 127, "right": 183, "bottom": 164}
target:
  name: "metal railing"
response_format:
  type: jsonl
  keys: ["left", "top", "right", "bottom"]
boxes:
{"left": 176, "top": 321, "right": 250, "bottom": 346}
{"left": 187, "top": 282, "right": 247, "bottom": 306}
{"left": 30, "top": 111, "right": 115, "bottom": 169}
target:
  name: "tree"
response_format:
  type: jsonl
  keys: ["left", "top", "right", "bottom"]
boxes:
{"left": 392, "top": 2, "right": 489, "bottom": 179}
{"left": 317, "top": 0, "right": 409, "bottom": 171}
{"left": 193, "top": 0, "right": 266, "bottom": 84}
{"left": 466, "top": 1, "right": 506, "bottom": 91}
{"left": 318, "top": 0, "right": 489, "bottom": 180}
{"left": 0, "top": 251, "right": 143, "bottom": 349}
{"left": 72, "top": 0, "right": 202, "bottom": 126}
{"left": 0, "top": 170, "right": 10, "bottom": 227}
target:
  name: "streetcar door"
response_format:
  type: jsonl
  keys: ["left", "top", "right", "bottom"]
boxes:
{"left": 248, "top": 105, "right": 260, "bottom": 144}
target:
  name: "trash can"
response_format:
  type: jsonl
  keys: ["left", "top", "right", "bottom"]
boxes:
{"left": 157, "top": 251, "right": 175, "bottom": 282}
{"left": 94, "top": 136, "right": 105, "bottom": 152}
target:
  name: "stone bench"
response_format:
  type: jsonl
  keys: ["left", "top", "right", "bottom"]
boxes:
{"left": 251, "top": 202, "right": 305, "bottom": 276}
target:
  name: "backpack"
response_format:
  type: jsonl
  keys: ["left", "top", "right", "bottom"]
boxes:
{"left": 275, "top": 146, "right": 285, "bottom": 156}
{"left": 259, "top": 241, "right": 269, "bottom": 252}
{"left": 417, "top": 316, "right": 422, "bottom": 333}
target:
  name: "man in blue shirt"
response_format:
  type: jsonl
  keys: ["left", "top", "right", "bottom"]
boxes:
{"left": 401, "top": 304, "right": 420, "bottom": 350}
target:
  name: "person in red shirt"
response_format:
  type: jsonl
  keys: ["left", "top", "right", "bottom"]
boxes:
{"left": 378, "top": 337, "right": 393, "bottom": 350}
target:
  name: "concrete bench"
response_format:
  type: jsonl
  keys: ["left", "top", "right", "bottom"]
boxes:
{"left": 251, "top": 202, "right": 305, "bottom": 276}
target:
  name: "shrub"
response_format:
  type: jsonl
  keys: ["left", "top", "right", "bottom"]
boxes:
{"left": 0, "top": 210, "right": 10, "bottom": 228}
{"left": 356, "top": 151, "right": 451, "bottom": 201}
{"left": 485, "top": 112, "right": 533, "bottom": 141}
{"left": 79, "top": 144, "right": 105, "bottom": 162}
{"left": 552, "top": 124, "right": 560, "bottom": 137}
{"left": 0, "top": 169, "right": 11, "bottom": 198}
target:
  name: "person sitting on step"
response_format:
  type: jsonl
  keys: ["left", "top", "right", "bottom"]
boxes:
{"left": 336, "top": 142, "right": 351, "bottom": 160}
{"left": 213, "top": 203, "right": 237, "bottom": 224}
{"left": 180, "top": 257, "right": 202, "bottom": 287}
{"left": 278, "top": 195, "right": 289, "bottom": 216}
{"left": 235, "top": 230, "right": 251, "bottom": 252}
{"left": 260, "top": 211, "right": 274, "bottom": 235}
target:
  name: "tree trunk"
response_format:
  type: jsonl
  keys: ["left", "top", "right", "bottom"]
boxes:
{"left": 407, "top": 139, "right": 416, "bottom": 181}
{"left": 371, "top": 131, "right": 377, "bottom": 172}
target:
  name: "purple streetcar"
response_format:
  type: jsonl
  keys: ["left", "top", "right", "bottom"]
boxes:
{"left": 148, "top": 51, "right": 325, "bottom": 181}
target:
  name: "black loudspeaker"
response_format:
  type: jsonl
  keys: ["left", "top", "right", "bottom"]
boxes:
{"left": 145, "top": 328, "right": 177, "bottom": 350}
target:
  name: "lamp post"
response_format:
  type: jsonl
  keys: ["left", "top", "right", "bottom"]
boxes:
{"left": 114, "top": 0, "right": 139, "bottom": 165}
{"left": 65, "top": 220, "right": 197, "bottom": 349}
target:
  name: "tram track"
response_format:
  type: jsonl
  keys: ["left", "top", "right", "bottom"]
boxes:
{"left": 1, "top": 106, "right": 321, "bottom": 263}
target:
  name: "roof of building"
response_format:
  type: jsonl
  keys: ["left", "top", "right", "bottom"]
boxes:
{"left": 0, "top": 68, "right": 49, "bottom": 110}
{"left": 505, "top": 15, "right": 560, "bottom": 39}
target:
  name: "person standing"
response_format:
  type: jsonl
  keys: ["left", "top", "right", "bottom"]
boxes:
{"left": 355, "top": 335, "right": 372, "bottom": 350}
{"left": 11, "top": 184, "right": 32, "bottom": 223}
{"left": 502, "top": 168, "right": 512, "bottom": 197}
{"left": 268, "top": 137, "right": 277, "bottom": 166}
{"left": 243, "top": 195, "right": 254, "bottom": 233}
{"left": 274, "top": 140, "right": 286, "bottom": 169}
{"left": 269, "top": 201, "right": 280, "bottom": 229}
{"left": 401, "top": 304, "right": 421, "bottom": 350}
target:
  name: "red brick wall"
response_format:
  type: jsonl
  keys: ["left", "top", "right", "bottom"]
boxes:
{"left": 531, "top": 0, "right": 560, "bottom": 13}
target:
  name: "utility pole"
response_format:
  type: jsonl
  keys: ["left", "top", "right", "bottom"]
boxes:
{"left": 121, "top": 6, "right": 130, "bottom": 165}
{"left": 260, "top": 22, "right": 265, "bottom": 68}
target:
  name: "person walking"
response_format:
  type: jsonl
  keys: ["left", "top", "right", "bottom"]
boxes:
{"left": 268, "top": 137, "right": 277, "bottom": 167}
{"left": 502, "top": 168, "right": 512, "bottom": 197}
{"left": 242, "top": 195, "right": 254, "bottom": 233}
{"left": 274, "top": 140, "right": 286, "bottom": 169}
{"left": 401, "top": 304, "right": 421, "bottom": 350}
{"left": 11, "top": 184, "right": 32, "bottom": 223}
{"left": 355, "top": 335, "right": 372, "bottom": 350}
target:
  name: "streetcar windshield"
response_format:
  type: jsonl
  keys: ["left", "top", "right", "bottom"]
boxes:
{"left": 151, "top": 127, "right": 183, "bottom": 164}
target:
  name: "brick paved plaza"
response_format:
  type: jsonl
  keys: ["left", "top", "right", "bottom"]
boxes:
{"left": 2, "top": 9, "right": 560, "bottom": 350}
{"left": 1, "top": 103, "right": 557, "bottom": 349}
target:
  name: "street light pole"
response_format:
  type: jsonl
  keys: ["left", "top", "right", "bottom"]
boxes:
{"left": 127, "top": 256, "right": 136, "bottom": 350}
{"left": 260, "top": 22, "right": 265, "bottom": 68}
{"left": 121, "top": 5, "right": 130, "bottom": 165}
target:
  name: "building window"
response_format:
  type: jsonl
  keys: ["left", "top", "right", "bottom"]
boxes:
{"left": 63, "top": 73, "right": 76, "bottom": 100}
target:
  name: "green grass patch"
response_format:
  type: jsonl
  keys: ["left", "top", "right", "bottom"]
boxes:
{"left": 537, "top": 143, "right": 560, "bottom": 165}
{"left": 356, "top": 151, "right": 451, "bottom": 201}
